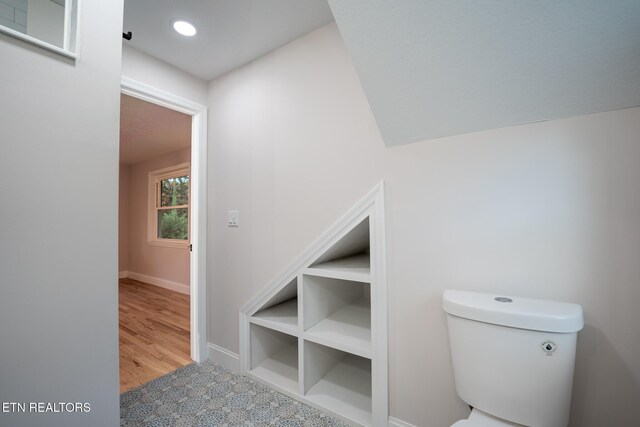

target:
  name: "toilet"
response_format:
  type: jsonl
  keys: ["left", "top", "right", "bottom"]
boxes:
{"left": 442, "top": 290, "right": 584, "bottom": 427}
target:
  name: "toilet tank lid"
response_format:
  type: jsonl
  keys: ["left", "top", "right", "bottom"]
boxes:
{"left": 442, "top": 290, "right": 584, "bottom": 333}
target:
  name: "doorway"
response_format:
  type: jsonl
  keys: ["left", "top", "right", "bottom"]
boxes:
{"left": 118, "top": 78, "right": 208, "bottom": 392}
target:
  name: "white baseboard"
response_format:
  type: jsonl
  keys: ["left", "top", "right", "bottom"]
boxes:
{"left": 388, "top": 416, "right": 417, "bottom": 427}
{"left": 207, "top": 342, "right": 240, "bottom": 373}
{"left": 121, "top": 271, "right": 190, "bottom": 295}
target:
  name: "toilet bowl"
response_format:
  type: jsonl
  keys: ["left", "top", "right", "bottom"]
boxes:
{"left": 452, "top": 408, "right": 523, "bottom": 426}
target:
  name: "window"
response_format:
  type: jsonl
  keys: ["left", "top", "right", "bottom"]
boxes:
{"left": 148, "top": 163, "right": 190, "bottom": 248}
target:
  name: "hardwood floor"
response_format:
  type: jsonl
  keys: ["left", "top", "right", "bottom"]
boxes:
{"left": 119, "top": 278, "right": 191, "bottom": 393}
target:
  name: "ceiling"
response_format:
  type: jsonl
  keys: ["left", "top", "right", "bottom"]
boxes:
{"left": 120, "top": 94, "right": 191, "bottom": 165}
{"left": 329, "top": 0, "right": 640, "bottom": 146}
{"left": 122, "top": 0, "right": 334, "bottom": 81}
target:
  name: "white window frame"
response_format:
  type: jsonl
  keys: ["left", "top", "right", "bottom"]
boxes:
{"left": 147, "top": 162, "right": 190, "bottom": 248}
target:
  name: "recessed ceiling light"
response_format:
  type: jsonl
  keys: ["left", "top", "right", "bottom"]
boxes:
{"left": 173, "top": 20, "right": 197, "bottom": 37}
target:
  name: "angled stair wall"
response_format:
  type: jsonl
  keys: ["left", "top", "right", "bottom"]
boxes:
{"left": 239, "top": 182, "right": 387, "bottom": 426}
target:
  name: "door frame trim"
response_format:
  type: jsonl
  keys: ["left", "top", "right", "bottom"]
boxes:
{"left": 121, "top": 77, "right": 208, "bottom": 362}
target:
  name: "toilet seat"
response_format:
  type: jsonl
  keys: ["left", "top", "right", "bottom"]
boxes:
{"left": 451, "top": 409, "right": 524, "bottom": 427}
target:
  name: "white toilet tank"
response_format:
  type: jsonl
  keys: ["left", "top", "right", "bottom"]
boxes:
{"left": 443, "top": 290, "right": 584, "bottom": 427}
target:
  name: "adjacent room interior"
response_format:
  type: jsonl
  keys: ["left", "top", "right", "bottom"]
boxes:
{"left": 118, "top": 94, "right": 192, "bottom": 392}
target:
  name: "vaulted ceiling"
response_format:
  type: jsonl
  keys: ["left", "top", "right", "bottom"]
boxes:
{"left": 328, "top": 0, "right": 640, "bottom": 146}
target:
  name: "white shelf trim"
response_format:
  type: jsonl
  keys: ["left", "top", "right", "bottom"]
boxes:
{"left": 239, "top": 182, "right": 387, "bottom": 426}
{"left": 240, "top": 182, "right": 382, "bottom": 317}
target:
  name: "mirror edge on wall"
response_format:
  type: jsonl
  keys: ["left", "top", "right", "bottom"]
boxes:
{"left": 0, "top": 0, "right": 79, "bottom": 59}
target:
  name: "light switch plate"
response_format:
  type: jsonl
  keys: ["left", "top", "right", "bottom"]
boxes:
{"left": 228, "top": 210, "right": 239, "bottom": 227}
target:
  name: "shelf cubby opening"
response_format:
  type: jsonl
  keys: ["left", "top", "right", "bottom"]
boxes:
{"left": 249, "top": 324, "right": 298, "bottom": 393}
{"left": 303, "top": 340, "right": 372, "bottom": 426}
{"left": 250, "top": 277, "right": 298, "bottom": 335}
{"left": 303, "top": 275, "right": 371, "bottom": 358}
{"left": 310, "top": 217, "right": 370, "bottom": 267}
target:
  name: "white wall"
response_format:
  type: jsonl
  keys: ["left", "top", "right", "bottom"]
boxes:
{"left": 0, "top": 1, "right": 124, "bottom": 427}
{"left": 207, "top": 23, "right": 640, "bottom": 426}
{"left": 121, "top": 43, "right": 208, "bottom": 105}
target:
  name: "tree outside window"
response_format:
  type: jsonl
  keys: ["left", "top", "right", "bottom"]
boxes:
{"left": 157, "top": 175, "right": 189, "bottom": 240}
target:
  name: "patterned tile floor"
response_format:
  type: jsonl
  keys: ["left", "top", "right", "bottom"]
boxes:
{"left": 120, "top": 361, "right": 349, "bottom": 427}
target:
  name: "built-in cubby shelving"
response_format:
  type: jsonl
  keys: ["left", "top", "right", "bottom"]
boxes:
{"left": 240, "top": 183, "right": 387, "bottom": 426}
